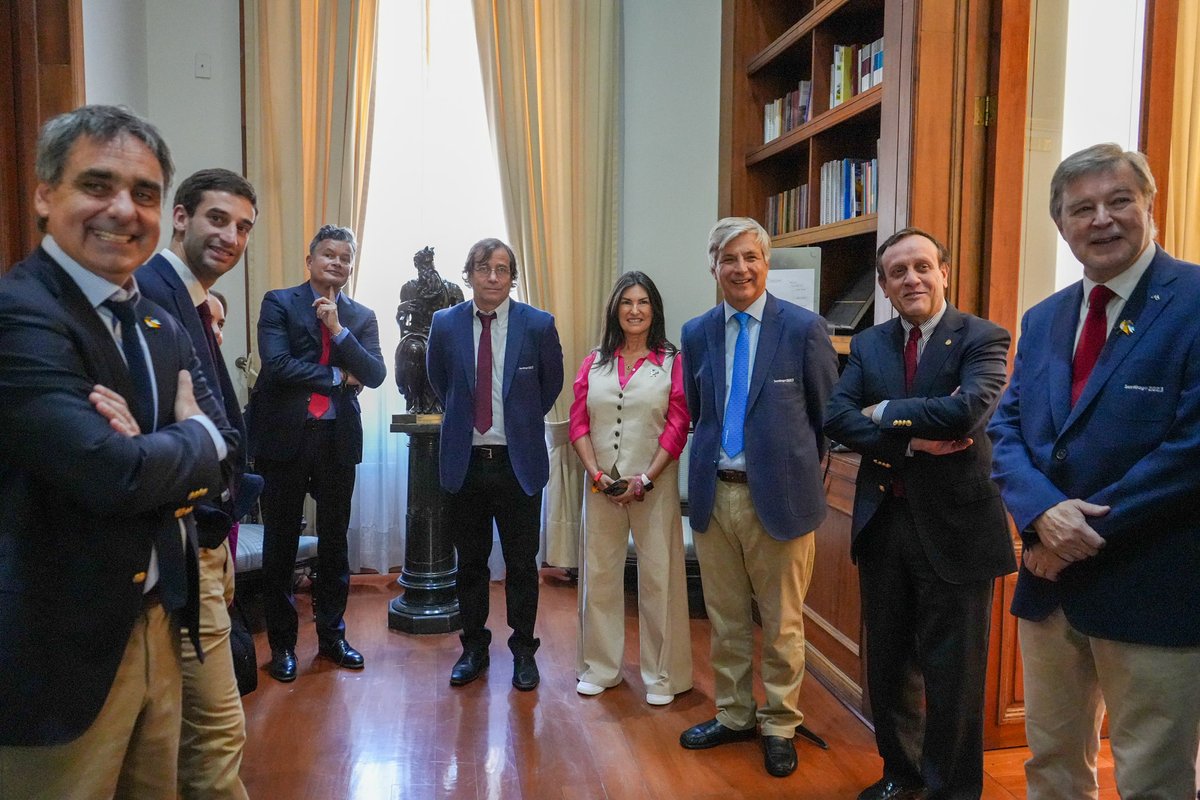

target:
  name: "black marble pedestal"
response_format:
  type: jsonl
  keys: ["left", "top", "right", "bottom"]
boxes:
{"left": 388, "top": 415, "right": 460, "bottom": 634}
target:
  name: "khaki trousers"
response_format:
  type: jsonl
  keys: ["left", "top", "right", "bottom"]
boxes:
{"left": 692, "top": 480, "right": 815, "bottom": 738}
{"left": 0, "top": 602, "right": 182, "bottom": 800}
{"left": 576, "top": 463, "right": 692, "bottom": 695}
{"left": 179, "top": 540, "right": 249, "bottom": 800}
{"left": 1021, "top": 608, "right": 1200, "bottom": 800}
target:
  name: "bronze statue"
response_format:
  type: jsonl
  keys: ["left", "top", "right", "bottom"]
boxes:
{"left": 395, "top": 246, "right": 464, "bottom": 413}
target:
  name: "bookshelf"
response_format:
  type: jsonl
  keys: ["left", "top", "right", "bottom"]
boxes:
{"left": 721, "top": 0, "right": 887, "bottom": 339}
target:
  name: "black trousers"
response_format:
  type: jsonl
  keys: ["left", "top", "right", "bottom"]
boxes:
{"left": 444, "top": 447, "right": 542, "bottom": 653}
{"left": 258, "top": 422, "right": 356, "bottom": 653}
{"left": 857, "top": 495, "right": 993, "bottom": 800}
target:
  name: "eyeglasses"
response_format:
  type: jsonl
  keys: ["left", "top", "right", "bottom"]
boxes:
{"left": 472, "top": 264, "right": 512, "bottom": 278}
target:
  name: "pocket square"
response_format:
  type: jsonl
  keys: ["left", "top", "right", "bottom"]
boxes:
{"left": 773, "top": 377, "right": 795, "bottom": 383}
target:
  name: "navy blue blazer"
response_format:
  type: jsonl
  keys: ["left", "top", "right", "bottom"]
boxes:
{"left": 426, "top": 299, "right": 563, "bottom": 495}
{"left": 825, "top": 305, "right": 1016, "bottom": 583}
{"left": 989, "top": 246, "right": 1200, "bottom": 646}
{"left": 681, "top": 292, "right": 838, "bottom": 541}
{"left": 0, "top": 248, "right": 227, "bottom": 745}
{"left": 249, "top": 282, "right": 387, "bottom": 467}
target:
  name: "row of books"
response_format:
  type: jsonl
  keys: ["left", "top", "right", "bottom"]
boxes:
{"left": 765, "top": 183, "right": 810, "bottom": 236}
{"left": 830, "top": 38, "right": 885, "bottom": 109}
{"left": 763, "top": 80, "right": 813, "bottom": 143}
{"left": 819, "top": 157, "right": 878, "bottom": 225}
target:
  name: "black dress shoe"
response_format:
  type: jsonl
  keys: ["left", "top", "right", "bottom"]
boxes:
{"left": 761, "top": 735, "right": 797, "bottom": 778}
{"left": 318, "top": 638, "right": 364, "bottom": 669}
{"left": 679, "top": 718, "right": 757, "bottom": 750}
{"left": 449, "top": 648, "right": 489, "bottom": 686}
{"left": 858, "top": 778, "right": 926, "bottom": 800}
{"left": 512, "top": 651, "right": 540, "bottom": 691}
{"left": 269, "top": 648, "right": 297, "bottom": 682}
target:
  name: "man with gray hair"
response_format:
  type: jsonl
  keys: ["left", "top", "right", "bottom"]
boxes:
{"left": 678, "top": 217, "right": 838, "bottom": 778}
{"left": 989, "top": 143, "right": 1200, "bottom": 798}
{"left": 0, "top": 105, "right": 232, "bottom": 798}
{"left": 249, "top": 224, "right": 387, "bottom": 683}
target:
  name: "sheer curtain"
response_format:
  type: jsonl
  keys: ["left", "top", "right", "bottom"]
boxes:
{"left": 346, "top": 0, "right": 509, "bottom": 573}
{"left": 1165, "top": 1, "right": 1200, "bottom": 263}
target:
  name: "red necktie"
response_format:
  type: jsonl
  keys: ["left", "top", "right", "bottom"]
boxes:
{"left": 904, "top": 325, "right": 921, "bottom": 394}
{"left": 307, "top": 325, "right": 333, "bottom": 418}
{"left": 1071, "top": 284, "right": 1115, "bottom": 407}
{"left": 195, "top": 300, "right": 221, "bottom": 366}
{"left": 474, "top": 311, "right": 496, "bottom": 433}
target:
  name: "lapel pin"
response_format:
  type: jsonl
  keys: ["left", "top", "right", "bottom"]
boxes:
{"left": 944, "top": 338, "right": 952, "bottom": 346}
{"left": 1119, "top": 319, "right": 1135, "bottom": 335}
{"left": 1151, "top": 293, "right": 1161, "bottom": 301}
{"left": 143, "top": 316, "right": 162, "bottom": 329}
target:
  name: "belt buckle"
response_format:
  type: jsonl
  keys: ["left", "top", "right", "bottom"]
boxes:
{"left": 477, "top": 446, "right": 494, "bottom": 459}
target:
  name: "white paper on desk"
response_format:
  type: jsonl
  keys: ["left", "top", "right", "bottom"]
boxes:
{"left": 767, "top": 247, "right": 821, "bottom": 312}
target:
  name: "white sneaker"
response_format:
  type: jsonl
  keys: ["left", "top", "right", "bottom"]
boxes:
{"left": 576, "top": 680, "right": 606, "bottom": 696}
{"left": 646, "top": 692, "right": 673, "bottom": 706}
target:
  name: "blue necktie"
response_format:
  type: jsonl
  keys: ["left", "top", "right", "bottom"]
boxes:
{"left": 102, "top": 297, "right": 156, "bottom": 433}
{"left": 722, "top": 311, "right": 751, "bottom": 458}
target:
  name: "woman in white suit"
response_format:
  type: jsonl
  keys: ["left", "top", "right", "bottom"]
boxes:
{"left": 569, "top": 271, "right": 693, "bottom": 705}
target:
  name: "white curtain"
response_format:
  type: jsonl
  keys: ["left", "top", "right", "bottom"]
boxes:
{"left": 346, "top": 0, "right": 509, "bottom": 573}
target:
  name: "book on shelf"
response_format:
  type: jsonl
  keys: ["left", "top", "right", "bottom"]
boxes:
{"left": 819, "top": 157, "right": 878, "bottom": 226}
{"left": 765, "top": 183, "right": 810, "bottom": 237}
{"left": 829, "top": 37, "right": 885, "bottom": 109}
{"left": 763, "top": 80, "right": 812, "bottom": 144}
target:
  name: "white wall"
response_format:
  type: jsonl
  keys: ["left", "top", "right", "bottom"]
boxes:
{"left": 83, "top": 0, "right": 250, "bottom": 398}
{"left": 622, "top": 0, "right": 722, "bottom": 342}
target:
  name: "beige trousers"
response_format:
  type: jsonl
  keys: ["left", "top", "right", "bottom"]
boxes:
{"left": 692, "top": 480, "right": 815, "bottom": 738}
{"left": 0, "top": 602, "right": 182, "bottom": 800}
{"left": 1021, "top": 608, "right": 1200, "bottom": 800}
{"left": 577, "top": 462, "right": 692, "bottom": 695}
{"left": 179, "top": 540, "right": 249, "bottom": 800}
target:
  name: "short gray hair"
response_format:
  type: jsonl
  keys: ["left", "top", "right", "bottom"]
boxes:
{"left": 707, "top": 217, "right": 771, "bottom": 270}
{"left": 1050, "top": 143, "right": 1156, "bottom": 222}
{"left": 36, "top": 104, "right": 174, "bottom": 189}
{"left": 308, "top": 224, "right": 357, "bottom": 255}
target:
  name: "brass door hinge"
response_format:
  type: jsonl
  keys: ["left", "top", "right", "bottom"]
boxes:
{"left": 974, "top": 95, "right": 996, "bottom": 127}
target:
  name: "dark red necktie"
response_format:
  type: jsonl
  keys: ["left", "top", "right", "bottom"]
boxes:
{"left": 474, "top": 311, "right": 496, "bottom": 433}
{"left": 195, "top": 300, "right": 221, "bottom": 366}
{"left": 904, "top": 325, "right": 921, "bottom": 394}
{"left": 307, "top": 325, "right": 333, "bottom": 417}
{"left": 1071, "top": 284, "right": 1115, "bottom": 407}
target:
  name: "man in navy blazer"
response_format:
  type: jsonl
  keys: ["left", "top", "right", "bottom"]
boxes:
{"left": 136, "top": 167, "right": 256, "bottom": 800}
{"left": 426, "top": 238, "right": 563, "bottom": 691}
{"left": 0, "top": 105, "right": 232, "bottom": 799}
{"left": 249, "top": 224, "right": 387, "bottom": 682}
{"left": 678, "top": 217, "right": 838, "bottom": 778}
{"left": 826, "top": 228, "right": 1015, "bottom": 800}
{"left": 988, "top": 144, "right": 1200, "bottom": 798}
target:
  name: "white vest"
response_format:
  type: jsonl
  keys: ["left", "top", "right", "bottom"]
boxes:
{"left": 586, "top": 352, "right": 676, "bottom": 477}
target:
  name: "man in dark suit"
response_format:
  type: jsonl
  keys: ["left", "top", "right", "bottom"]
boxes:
{"left": 250, "top": 224, "right": 387, "bottom": 682}
{"left": 825, "top": 227, "right": 1015, "bottom": 800}
{"left": 426, "top": 238, "right": 563, "bottom": 691}
{"left": 136, "top": 168, "right": 256, "bottom": 800}
{"left": 988, "top": 144, "right": 1200, "bottom": 799}
{"left": 0, "top": 105, "right": 232, "bottom": 799}
{"left": 678, "top": 217, "right": 838, "bottom": 778}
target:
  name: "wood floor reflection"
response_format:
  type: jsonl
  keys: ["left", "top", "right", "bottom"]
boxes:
{"left": 240, "top": 571, "right": 1116, "bottom": 800}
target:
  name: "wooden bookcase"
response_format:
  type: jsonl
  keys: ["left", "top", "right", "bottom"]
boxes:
{"left": 720, "top": 0, "right": 1031, "bottom": 749}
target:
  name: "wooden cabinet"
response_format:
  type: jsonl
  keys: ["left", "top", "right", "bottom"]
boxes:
{"left": 721, "top": 0, "right": 1030, "bottom": 749}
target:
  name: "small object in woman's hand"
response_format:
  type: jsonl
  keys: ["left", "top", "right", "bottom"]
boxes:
{"left": 602, "top": 478, "right": 629, "bottom": 496}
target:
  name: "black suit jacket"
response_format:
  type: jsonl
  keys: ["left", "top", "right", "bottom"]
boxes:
{"left": 137, "top": 253, "right": 245, "bottom": 545}
{"left": 248, "top": 282, "right": 386, "bottom": 466}
{"left": 0, "top": 247, "right": 231, "bottom": 745}
{"left": 825, "top": 305, "right": 1017, "bottom": 583}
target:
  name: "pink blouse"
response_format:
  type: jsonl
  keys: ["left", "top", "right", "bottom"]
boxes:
{"left": 568, "top": 348, "right": 690, "bottom": 459}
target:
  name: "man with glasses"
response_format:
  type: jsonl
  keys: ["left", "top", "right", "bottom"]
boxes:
{"left": 426, "top": 237, "right": 563, "bottom": 691}
{"left": 249, "top": 224, "right": 387, "bottom": 683}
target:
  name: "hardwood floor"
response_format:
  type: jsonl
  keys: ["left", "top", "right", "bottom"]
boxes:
{"left": 240, "top": 572, "right": 1116, "bottom": 800}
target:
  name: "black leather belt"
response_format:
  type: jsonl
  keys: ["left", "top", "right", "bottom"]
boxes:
{"left": 472, "top": 445, "right": 508, "bottom": 460}
{"left": 717, "top": 469, "right": 748, "bottom": 484}
{"left": 304, "top": 418, "right": 336, "bottom": 428}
